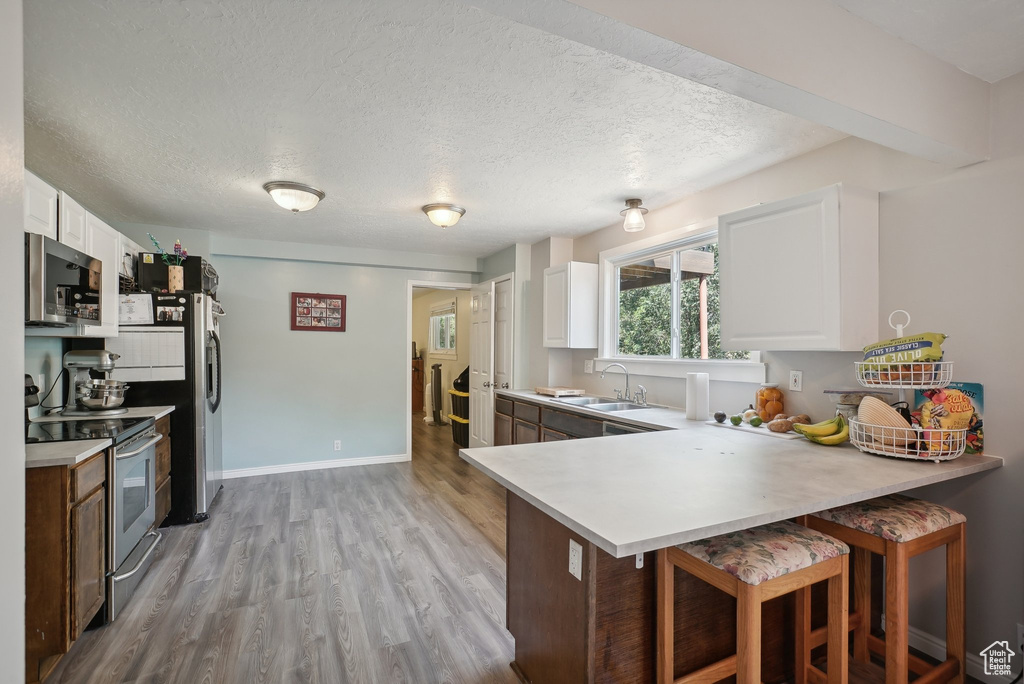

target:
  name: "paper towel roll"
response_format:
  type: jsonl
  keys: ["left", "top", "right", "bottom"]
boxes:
{"left": 685, "top": 372, "right": 710, "bottom": 421}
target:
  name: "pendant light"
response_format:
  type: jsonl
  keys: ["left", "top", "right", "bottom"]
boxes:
{"left": 620, "top": 198, "right": 648, "bottom": 232}
{"left": 263, "top": 181, "right": 326, "bottom": 212}
{"left": 422, "top": 203, "right": 466, "bottom": 228}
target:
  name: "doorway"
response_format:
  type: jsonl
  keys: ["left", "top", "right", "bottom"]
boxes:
{"left": 469, "top": 273, "right": 514, "bottom": 448}
{"left": 407, "top": 283, "right": 472, "bottom": 459}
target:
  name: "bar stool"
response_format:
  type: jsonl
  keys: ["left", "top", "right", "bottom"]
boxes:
{"left": 657, "top": 520, "right": 849, "bottom": 684}
{"left": 802, "top": 494, "right": 966, "bottom": 684}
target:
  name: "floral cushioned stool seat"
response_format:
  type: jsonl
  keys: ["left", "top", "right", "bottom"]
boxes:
{"left": 677, "top": 519, "right": 849, "bottom": 586}
{"left": 811, "top": 493, "right": 966, "bottom": 542}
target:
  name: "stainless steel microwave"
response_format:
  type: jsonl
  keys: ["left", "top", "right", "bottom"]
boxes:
{"left": 25, "top": 233, "right": 102, "bottom": 327}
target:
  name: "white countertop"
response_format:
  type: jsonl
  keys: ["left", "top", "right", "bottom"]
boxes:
{"left": 26, "top": 439, "right": 111, "bottom": 469}
{"left": 32, "top": 405, "right": 175, "bottom": 423}
{"left": 495, "top": 389, "right": 698, "bottom": 431}
{"left": 26, "top": 405, "right": 174, "bottom": 468}
{"left": 462, "top": 398, "right": 1003, "bottom": 558}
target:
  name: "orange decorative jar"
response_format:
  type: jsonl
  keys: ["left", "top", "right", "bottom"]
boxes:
{"left": 756, "top": 383, "right": 785, "bottom": 422}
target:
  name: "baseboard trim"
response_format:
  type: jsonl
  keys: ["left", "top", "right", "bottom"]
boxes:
{"left": 222, "top": 453, "right": 409, "bottom": 479}
{"left": 884, "top": 616, "right": 1016, "bottom": 684}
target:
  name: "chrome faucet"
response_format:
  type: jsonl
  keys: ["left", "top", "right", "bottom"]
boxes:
{"left": 601, "top": 363, "right": 630, "bottom": 402}
{"left": 634, "top": 384, "right": 648, "bottom": 407}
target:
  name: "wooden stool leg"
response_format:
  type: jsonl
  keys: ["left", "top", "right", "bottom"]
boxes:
{"left": 885, "top": 541, "right": 910, "bottom": 684}
{"left": 795, "top": 586, "right": 811, "bottom": 684}
{"left": 946, "top": 524, "right": 966, "bottom": 684}
{"left": 852, "top": 547, "right": 871, "bottom": 662}
{"left": 657, "top": 548, "right": 674, "bottom": 684}
{"left": 737, "top": 582, "right": 762, "bottom": 684}
{"left": 828, "top": 555, "right": 850, "bottom": 684}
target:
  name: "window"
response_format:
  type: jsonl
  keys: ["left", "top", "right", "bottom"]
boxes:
{"left": 598, "top": 220, "right": 764, "bottom": 383}
{"left": 429, "top": 304, "right": 457, "bottom": 356}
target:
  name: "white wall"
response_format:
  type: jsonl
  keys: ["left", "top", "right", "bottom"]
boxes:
{"left": 213, "top": 252, "right": 472, "bottom": 473}
{"left": 412, "top": 288, "right": 471, "bottom": 417}
{"left": 1, "top": 0, "right": 26, "bottom": 677}
{"left": 561, "top": 117, "right": 1024, "bottom": 665}
{"left": 25, "top": 337, "right": 64, "bottom": 419}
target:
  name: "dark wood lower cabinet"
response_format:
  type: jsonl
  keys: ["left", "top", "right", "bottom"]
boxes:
{"left": 26, "top": 452, "right": 107, "bottom": 683}
{"left": 506, "top": 492, "right": 828, "bottom": 684}
{"left": 494, "top": 412, "right": 513, "bottom": 446}
{"left": 70, "top": 487, "right": 105, "bottom": 641}
{"left": 540, "top": 427, "right": 569, "bottom": 441}
{"left": 514, "top": 418, "right": 540, "bottom": 444}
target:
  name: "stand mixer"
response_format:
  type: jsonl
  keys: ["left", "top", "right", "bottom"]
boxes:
{"left": 62, "top": 350, "right": 130, "bottom": 416}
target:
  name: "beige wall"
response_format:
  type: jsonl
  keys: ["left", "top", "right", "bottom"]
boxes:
{"left": 412, "top": 287, "right": 471, "bottom": 418}
{"left": 0, "top": 0, "right": 25, "bottom": 677}
{"left": 553, "top": 77, "right": 1024, "bottom": 665}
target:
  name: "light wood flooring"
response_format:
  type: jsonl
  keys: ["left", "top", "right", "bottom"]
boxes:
{"left": 48, "top": 414, "right": 517, "bottom": 684}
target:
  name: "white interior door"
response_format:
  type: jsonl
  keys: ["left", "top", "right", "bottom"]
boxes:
{"left": 493, "top": 276, "right": 513, "bottom": 394}
{"left": 469, "top": 281, "right": 493, "bottom": 448}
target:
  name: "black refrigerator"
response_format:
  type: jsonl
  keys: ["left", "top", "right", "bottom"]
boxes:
{"left": 86, "top": 291, "right": 224, "bottom": 524}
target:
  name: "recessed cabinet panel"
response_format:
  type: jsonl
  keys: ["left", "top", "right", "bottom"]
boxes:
{"left": 718, "top": 184, "right": 877, "bottom": 351}
{"left": 59, "top": 191, "right": 88, "bottom": 252}
{"left": 24, "top": 170, "right": 58, "bottom": 239}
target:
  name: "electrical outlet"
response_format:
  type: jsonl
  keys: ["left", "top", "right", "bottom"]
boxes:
{"left": 789, "top": 370, "right": 803, "bottom": 392}
{"left": 333, "top": 440, "right": 342, "bottom": 452}
{"left": 584, "top": 359, "right": 594, "bottom": 374}
{"left": 568, "top": 539, "right": 583, "bottom": 580}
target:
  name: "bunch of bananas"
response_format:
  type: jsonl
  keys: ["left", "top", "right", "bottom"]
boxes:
{"left": 793, "top": 415, "right": 849, "bottom": 445}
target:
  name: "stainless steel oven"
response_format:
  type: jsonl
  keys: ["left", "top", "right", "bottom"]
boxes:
{"left": 107, "top": 426, "right": 162, "bottom": 621}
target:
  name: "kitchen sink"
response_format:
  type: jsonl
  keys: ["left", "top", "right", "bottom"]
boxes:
{"left": 588, "top": 402, "right": 653, "bottom": 412}
{"left": 553, "top": 396, "right": 616, "bottom": 405}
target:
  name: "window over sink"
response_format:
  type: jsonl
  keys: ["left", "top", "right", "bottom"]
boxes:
{"left": 598, "top": 219, "right": 764, "bottom": 383}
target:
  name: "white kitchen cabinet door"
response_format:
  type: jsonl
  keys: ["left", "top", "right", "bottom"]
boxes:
{"left": 543, "top": 261, "right": 598, "bottom": 348}
{"left": 718, "top": 184, "right": 878, "bottom": 352}
{"left": 59, "top": 191, "right": 88, "bottom": 252}
{"left": 24, "top": 170, "right": 58, "bottom": 239}
{"left": 83, "top": 213, "right": 120, "bottom": 338}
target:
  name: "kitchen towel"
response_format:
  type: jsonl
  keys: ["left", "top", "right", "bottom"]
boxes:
{"left": 686, "top": 372, "right": 710, "bottom": 421}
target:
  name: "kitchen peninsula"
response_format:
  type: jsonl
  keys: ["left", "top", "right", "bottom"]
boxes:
{"left": 460, "top": 400, "right": 1002, "bottom": 683}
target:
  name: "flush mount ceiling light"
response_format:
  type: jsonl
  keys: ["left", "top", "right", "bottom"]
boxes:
{"left": 263, "top": 181, "right": 326, "bottom": 212}
{"left": 620, "top": 198, "right": 648, "bottom": 233}
{"left": 422, "top": 203, "right": 466, "bottom": 229}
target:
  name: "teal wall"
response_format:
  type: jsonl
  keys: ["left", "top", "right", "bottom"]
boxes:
{"left": 24, "top": 337, "right": 63, "bottom": 418}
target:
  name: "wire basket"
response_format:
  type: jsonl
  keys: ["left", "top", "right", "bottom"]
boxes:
{"left": 854, "top": 361, "right": 954, "bottom": 389}
{"left": 848, "top": 418, "right": 966, "bottom": 461}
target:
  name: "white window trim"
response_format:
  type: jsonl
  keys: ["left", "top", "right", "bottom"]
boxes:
{"left": 597, "top": 218, "right": 766, "bottom": 384}
{"left": 428, "top": 302, "right": 458, "bottom": 358}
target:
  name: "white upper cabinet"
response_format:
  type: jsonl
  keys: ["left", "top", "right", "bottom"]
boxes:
{"left": 24, "top": 170, "right": 58, "bottom": 239}
{"left": 59, "top": 191, "right": 88, "bottom": 252}
{"left": 543, "top": 261, "right": 598, "bottom": 348}
{"left": 83, "top": 213, "right": 121, "bottom": 338}
{"left": 718, "top": 184, "right": 878, "bottom": 352}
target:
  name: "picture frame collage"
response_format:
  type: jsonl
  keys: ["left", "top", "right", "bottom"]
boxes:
{"left": 291, "top": 292, "right": 346, "bottom": 332}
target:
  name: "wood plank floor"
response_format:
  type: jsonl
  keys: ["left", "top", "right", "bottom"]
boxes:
{"left": 47, "top": 414, "right": 517, "bottom": 684}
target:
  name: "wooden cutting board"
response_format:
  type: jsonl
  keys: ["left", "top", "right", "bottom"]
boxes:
{"left": 534, "top": 386, "right": 586, "bottom": 397}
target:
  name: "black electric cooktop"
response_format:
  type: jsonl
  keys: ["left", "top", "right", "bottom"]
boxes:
{"left": 26, "top": 417, "right": 151, "bottom": 444}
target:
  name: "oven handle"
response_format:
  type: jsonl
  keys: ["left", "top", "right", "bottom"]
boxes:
{"left": 111, "top": 530, "right": 162, "bottom": 582}
{"left": 115, "top": 433, "right": 163, "bottom": 460}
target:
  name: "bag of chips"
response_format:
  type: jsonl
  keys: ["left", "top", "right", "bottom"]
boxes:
{"left": 862, "top": 333, "right": 946, "bottom": 365}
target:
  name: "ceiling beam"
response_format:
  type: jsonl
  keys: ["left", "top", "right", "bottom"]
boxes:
{"left": 463, "top": 0, "right": 990, "bottom": 166}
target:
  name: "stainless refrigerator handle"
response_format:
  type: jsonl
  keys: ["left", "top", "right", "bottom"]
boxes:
{"left": 111, "top": 531, "right": 162, "bottom": 581}
{"left": 115, "top": 433, "right": 162, "bottom": 460}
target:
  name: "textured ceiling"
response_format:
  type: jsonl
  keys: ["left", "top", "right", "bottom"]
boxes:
{"left": 831, "top": 0, "right": 1024, "bottom": 83}
{"left": 25, "top": 0, "right": 843, "bottom": 258}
